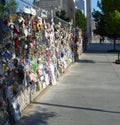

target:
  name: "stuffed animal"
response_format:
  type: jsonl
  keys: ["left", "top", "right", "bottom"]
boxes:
{"left": 9, "top": 14, "right": 17, "bottom": 21}
{"left": 20, "top": 19, "right": 29, "bottom": 37}
{"left": 8, "top": 20, "right": 20, "bottom": 35}
{"left": 36, "top": 17, "right": 43, "bottom": 31}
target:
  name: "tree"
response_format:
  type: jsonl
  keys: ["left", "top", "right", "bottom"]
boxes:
{"left": 0, "top": 0, "right": 17, "bottom": 17}
{"left": 92, "top": 0, "right": 120, "bottom": 50}
{"left": 6, "top": 0, "right": 17, "bottom": 14}
{"left": 56, "top": 10, "right": 70, "bottom": 22}
{"left": 105, "top": 10, "right": 120, "bottom": 50}
{"left": 75, "top": 9, "right": 87, "bottom": 31}
{"left": 92, "top": 10, "right": 106, "bottom": 36}
{"left": 0, "top": 0, "right": 6, "bottom": 5}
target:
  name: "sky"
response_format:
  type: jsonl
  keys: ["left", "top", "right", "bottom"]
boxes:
{"left": 91, "top": 0, "right": 100, "bottom": 12}
{"left": 16, "top": 0, "right": 34, "bottom": 11}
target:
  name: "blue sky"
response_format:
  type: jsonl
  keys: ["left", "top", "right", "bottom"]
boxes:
{"left": 17, "top": 0, "right": 34, "bottom": 11}
{"left": 91, "top": 0, "right": 100, "bottom": 11}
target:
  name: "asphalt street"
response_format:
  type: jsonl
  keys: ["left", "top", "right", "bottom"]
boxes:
{"left": 16, "top": 41, "right": 120, "bottom": 125}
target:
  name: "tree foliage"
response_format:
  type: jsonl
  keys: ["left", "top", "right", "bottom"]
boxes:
{"left": 92, "top": 0, "right": 120, "bottom": 50}
{"left": 56, "top": 10, "right": 70, "bottom": 22}
{"left": 105, "top": 10, "right": 120, "bottom": 37}
{"left": 92, "top": 0, "right": 120, "bottom": 37}
{"left": 75, "top": 9, "right": 87, "bottom": 31}
{"left": 0, "top": 0, "right": 6, "bottom": 5}
{"left": 0, "top": 0, "right": 17, "bottom": 17}
{"left": 92, "top": 9, "right": 106, "bottom": 36}
{"left": 7, "top": 0, "right": 17, "bottom": 13}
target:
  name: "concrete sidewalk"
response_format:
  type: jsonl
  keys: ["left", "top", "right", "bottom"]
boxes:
{"left": 16, "top": 42, "right": 120, "bottom": 125}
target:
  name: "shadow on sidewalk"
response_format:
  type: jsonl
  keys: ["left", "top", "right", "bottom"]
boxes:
{"left": 15, "top": 108, "right": 57, "bottom": 125}
{"left": 76, "top": 59, "right": 95, "bottom": 63}
{"left": 32, "top": 102, "right": 120, "bottom": 115}
{"left": 76, "top": 59, "right": 115, "bottom": 64}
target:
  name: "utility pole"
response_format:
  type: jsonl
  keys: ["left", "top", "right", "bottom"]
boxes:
{"left": 86, "top": 0, "right": 92, "bottom": 43}
{"left": 73, "top": 0, "right": 76, "bottom": 27}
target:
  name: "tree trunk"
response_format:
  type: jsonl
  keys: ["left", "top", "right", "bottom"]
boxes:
{"left": 113, "top": 37, "right": 116, "bottom": 51}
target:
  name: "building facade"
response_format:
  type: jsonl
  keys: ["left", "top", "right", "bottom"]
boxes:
{"left": 34, "top": 0, "right": 62, "bottom": 12}
{"left": 75, "top": 0, "right": 87, "bottom": 16}
{"left": 33, "top": 0, "right": 75, "bottom": 26}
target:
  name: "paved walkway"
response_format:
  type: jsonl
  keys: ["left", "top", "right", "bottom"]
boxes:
{"left": 16, "top": 42, "right": 120, "bottom": 125}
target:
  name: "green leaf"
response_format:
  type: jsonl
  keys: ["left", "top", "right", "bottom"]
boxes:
{"left": 92, "top": 0, "right": 120, "bottom": 37}
{"left": 75, "top": 9, "right": 87, "bottom": 31}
